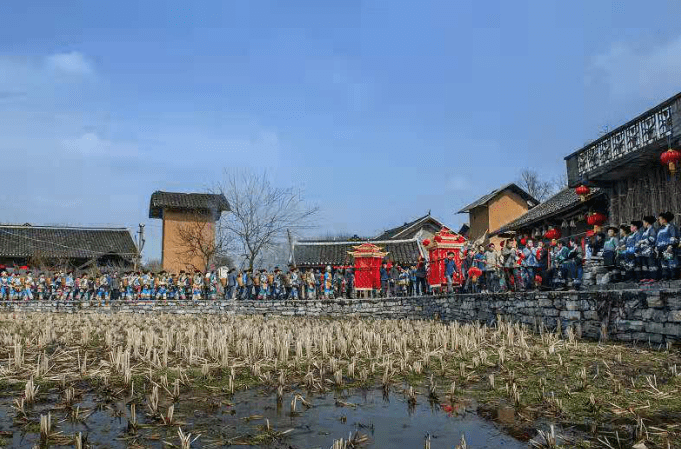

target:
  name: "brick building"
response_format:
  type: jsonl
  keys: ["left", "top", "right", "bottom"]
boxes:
{"left": 149, "top": 191, "right": 230, "bottom": 273}
{"left": 457, "top": 183, "right": 538, "bottom": 245}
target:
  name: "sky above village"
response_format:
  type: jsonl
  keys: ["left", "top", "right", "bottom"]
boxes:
{"left": 2, "top": 0, "right": 681, "bottom": 262}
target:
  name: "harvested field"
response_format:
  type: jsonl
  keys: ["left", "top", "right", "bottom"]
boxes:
{"left": 0, "top": 312, "right": 679, "bottom": 448}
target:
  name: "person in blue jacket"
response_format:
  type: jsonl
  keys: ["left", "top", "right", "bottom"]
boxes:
{"left": 637, "top": 216, "right": 658, "bottom": 281}
{"left": 656, "top": 211, "right": 678, "bottom": 280}
{"left": 626, "top": 221, "right": 643, "bottom": 281}
{"left": 379, "top": 261, "right": 389, "bottom": 297}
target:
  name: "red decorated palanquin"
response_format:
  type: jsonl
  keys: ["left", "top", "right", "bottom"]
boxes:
{"left": 348, "top": 243, "right": 388, "bottom": 291}
{"left": 422, "top": 228, "right": 466, "bottom": 288}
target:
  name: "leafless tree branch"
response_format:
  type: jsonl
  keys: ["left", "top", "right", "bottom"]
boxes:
{"left": 215, "top": 169, "right": 319, "bottom": 270}
{"left": 517, "top": 169, "right": 557, "bottom": 203}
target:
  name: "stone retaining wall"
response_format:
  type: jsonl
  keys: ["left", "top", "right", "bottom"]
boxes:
{"left": 1, "top": 290, "right": 680, "bottom": 343}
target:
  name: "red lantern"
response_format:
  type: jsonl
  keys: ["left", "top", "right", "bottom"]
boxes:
{"left": 661, "top": 149, "right": 681, "bottom": 175}
{"left": 468, "top": 267, "right": 482, "bottom": 280}
{"left": 575, "top": 185, "right": 590, "bottom": 202}
{"left": 544, "top": 228, "right": 561, "bottom": 240}
{"left": 434, "top": 235, "right": 443, "bottom": 243}
{"left": 586, "top": 212, "right": 607, "bottom": 227}
{"left": 422, "top": 239, "right": 431, "bottom": 247}
{"left": 520, "top": 238, "right": 527, "bottom": 246}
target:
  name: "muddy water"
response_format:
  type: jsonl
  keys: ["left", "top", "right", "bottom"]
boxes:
{"left": 0, "top": 386, "right": 527, "bottom": 448}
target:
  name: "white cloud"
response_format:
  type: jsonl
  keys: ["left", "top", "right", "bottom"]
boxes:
{"left": 586, "top": 36, "right": 681, "bottom": 100}
{"left": 46, "top": 51, "right": 93, "bottom": 76}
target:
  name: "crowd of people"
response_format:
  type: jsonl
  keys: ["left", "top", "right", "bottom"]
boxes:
{"left": 1, "top": 212, "right": 678, "bottom": 301}
{"left": 0, "top": 266, "right": 365, "bottom": 301}
{"left": 459, "top": 211, "right": 680, "bottom": 292}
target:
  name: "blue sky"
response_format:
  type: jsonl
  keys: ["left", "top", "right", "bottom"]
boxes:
{"left": 1, "top": 0, "right": 681, "bottom": 261}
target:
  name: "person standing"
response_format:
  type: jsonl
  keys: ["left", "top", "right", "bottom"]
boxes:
{"left": 289, "top": 267, "right": 300, "bottom": 299}
{"left": 444, "top": 252, "right": 457, "bottom": 294}
{"left": 656, "top": 212, "right": 678, "bottom": 281}
{"left": 389, "top": 263, "right": 399, "bottom": 297}
{"left": 602, "top": 226, "right": 619, "bottom": 274}
{"left": 226, "top": 268, "right": 237, "bottom": 299}
{"left": 637, "top": 216, "right": 658, "bottom": 281}
{"left": 111, "top": 272, "right": 120, "bottom": 301}
{"left": 501, "top": 240, "right": 515, "bottom": 291}
{"left": 345, "top": 267, "right": 355, "bottom": 298}
{"left": 415, "top": 257, "right": 427, "bottom": 296}
{"left": 616, "top": 226, "right": 630, "bottom": 282}
{"left": 380, "top": 262, "right": 389, "bottom": 297}
{"left": 566, "top": 239, "right": 584, "bottom": 289}
{"left": 522, "top": 240, "right": 538, "bottom": 290}
{"left": 484, "top": 244, "right": 498, "bottom": 293}
{"left": 628, "top": 221, "right": 643, "bottom": 281}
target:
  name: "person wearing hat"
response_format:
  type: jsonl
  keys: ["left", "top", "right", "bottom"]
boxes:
{"left": 602, "top": 226, "right": 619, "bottom": 272}
{"left": 656, "top": 212, "right": 678, "bottom": 280}
{"left": 637, "top": 216, "right": 658, "bottom": 281}
{"left": 625, "top": 221, "right": 643, "bottom": 281}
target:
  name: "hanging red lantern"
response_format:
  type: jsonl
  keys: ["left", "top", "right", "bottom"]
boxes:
{"left": 586, "top": 212, "right": 607, "bottom": 227}
{"left": 544, "top": 228, "right": 561, "bottom": 240}
{"left": 661, "top": 149, "right": 681, "bottom": 174}
{"left": 520, "top": 237, "right": 527, "bottom": 246}
{"left": 575, "top": 185, "right": 591, "bottom": 202}
{"left": 434, "top": 235, "right": 443, "bottom": 243}
{"left": 422, "top": 239, "right": 431, "bottom": 247}
{"left": 468, "top": 266, "right": 482, "bottom": 280}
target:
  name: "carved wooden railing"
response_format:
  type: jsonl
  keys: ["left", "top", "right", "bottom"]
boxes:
{"left": 565, "top": 94, "right": 681, "bottom": 186}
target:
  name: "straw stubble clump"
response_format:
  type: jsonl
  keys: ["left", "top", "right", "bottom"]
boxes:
{"left": 0, "top": 312, "right": 679, "bottom": 447}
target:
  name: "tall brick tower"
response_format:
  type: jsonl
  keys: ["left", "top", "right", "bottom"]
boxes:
{"left": 149, "top": 191, "right": 230, "bottom": 273}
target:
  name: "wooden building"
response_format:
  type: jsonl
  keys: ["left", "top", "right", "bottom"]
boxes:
{"left": 492, "top": 187, "right": 607, "bottom": 240}
{"left": 565, "top": 92, "right": 681, "bottom": 225}
{"left": 149, "top": 191, "right": 230, "bottom": 273}
{"left": 457, "top": 183, "right": 538, "bottom": 245}
{"left": 0, "top": 225, "right": 137, "bottom": 271}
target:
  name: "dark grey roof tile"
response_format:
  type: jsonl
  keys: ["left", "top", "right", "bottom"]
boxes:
{"left": 0, "top": 226, "right": 137, "bottom": 259}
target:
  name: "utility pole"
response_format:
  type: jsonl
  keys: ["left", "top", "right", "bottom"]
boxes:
{"left": 135, "top": 223, "right": 146, "bottom": 271}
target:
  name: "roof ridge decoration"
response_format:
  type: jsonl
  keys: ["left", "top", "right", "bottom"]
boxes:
{"left": 422, "top": 227, "right": 466, "bottom": 250}
{"left": 347, "top": 242, "right": 389, "bottom": 259}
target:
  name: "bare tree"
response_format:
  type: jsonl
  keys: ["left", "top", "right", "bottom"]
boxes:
{"left": 517, "top": 169, "right": 555, "bottom": 203}
{"left": 217, "top": 170, "right": 319, "bottom": 271}
{"left": 175, "top": 217, "right": 233, "bottom": 272}
{"left": 551, "top": 173, "right": 568, "bottom": 192}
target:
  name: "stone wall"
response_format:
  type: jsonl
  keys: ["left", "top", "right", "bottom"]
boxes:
{"left": 1, "top": 290, "right": 680, "bottom": 343}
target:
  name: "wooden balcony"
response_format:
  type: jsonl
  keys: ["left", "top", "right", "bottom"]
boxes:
{"left": 565, "top": 93, "right": 681, "bottom": 187}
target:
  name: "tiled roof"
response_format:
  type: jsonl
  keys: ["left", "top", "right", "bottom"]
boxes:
{"left": 457, "top": 183, "right": 538, "bottom": 213}
{"left": 492, "top": 187, "right": 603, "bottom": 235}
{"left": 374, "top": 214, "right": 443, "bottom": 240}
{"left": 149, "top": 191, "right": 230, "bottom": 219}
{"left": 0, "top": 225, "right": 138, "bottom": 259}
{"left": 292, "top": 239, "right": 423, "bottom": 267}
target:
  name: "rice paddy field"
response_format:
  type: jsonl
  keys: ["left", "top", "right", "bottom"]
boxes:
{"left": 0, "top": 313, "right": 679, "bottom": 449}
